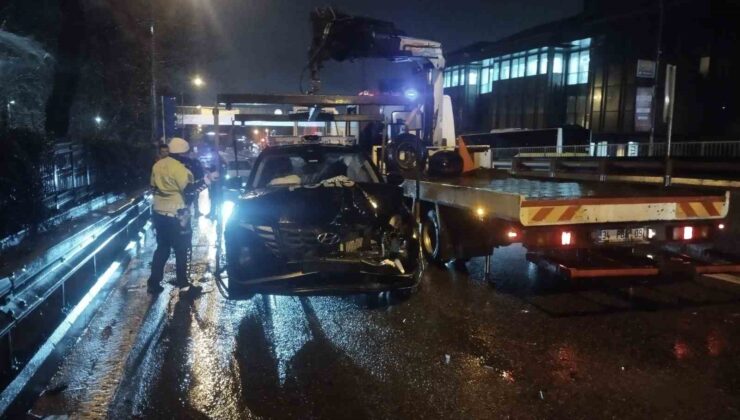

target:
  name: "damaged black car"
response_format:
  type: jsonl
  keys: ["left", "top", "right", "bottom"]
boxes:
{"left": 223, "top": 137, "right": 421, "bottom": 298}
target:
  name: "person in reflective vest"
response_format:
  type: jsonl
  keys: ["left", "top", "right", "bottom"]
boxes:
{"left": 147, "top": 137, "right": 199, "bottom": 294}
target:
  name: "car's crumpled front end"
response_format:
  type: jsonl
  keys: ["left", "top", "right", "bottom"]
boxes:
{"left": 224, "top": 180, "right": 420, "bottom": 297}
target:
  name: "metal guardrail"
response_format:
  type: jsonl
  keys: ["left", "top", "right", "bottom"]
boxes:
{"left": 488, "top": 141, "right": 740, "bottom": 160}
{"left": 0, "top": 195, "right": 150, "bottom": 392}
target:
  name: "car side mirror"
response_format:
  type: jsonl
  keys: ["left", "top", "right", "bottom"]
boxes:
{"left": 386, "top": 172, "right": 405, "bottom": 186}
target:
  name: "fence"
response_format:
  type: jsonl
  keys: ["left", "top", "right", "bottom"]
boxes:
{"left": 40, "top": 142, "right": 96, "bottom": 211}
{"left": 488, "top": 141, "right": 740, "bottom": 160}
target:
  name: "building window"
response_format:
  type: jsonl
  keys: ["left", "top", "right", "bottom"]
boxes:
{"left": 512, "top": 56, "right": 525, "bottom": 78}
{"left": 468, "top": 70, "right": 478, "bottom": 86}
{"left": 492, "top": 62, "right": 500, "bottom": 81}
{"left": 501, "top": 59, "right": 511, "bottom": 80}
{"left": 566, "top": 38, "right": 591, "bottom": 85}
{"left": 553, "top": 53, "right": 564, "bottom": 74}
{"left": 526, "top": 53, "right": 538, "bottom": 76}
{"left": 444, "top": 71, "right": 451, "bottom": 88}
{"left": 567, "top": 50, "right": 590, "bottom": 85}
{"left": 510, "top": 57, "right": 521, "bottom": 79}
{"left": 539, "top": 53, "right": 548, "bottom": 74}
{"left": 451, "top": 69, "right": 459, "bottom": 86}
{"left": 481, "top": 67, "right": 490, "bottom": 93}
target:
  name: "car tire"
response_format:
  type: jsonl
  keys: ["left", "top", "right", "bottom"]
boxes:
{"left": 421, "top": 209, "right": 444, "bottom": 265}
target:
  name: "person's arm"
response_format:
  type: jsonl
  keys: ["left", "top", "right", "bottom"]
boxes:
{"left": 150, "top": 165, "right": 157, "bottom": 189}
{"left": 174, "top": 166, "right": 194, "bottom": 194}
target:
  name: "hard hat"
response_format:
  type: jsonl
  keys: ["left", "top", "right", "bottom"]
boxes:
{"left": 168, "top": 137, "right": 190, "bottom": 154}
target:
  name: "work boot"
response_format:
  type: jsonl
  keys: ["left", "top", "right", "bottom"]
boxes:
{"left": 147, "top": 279, "right": 164, "bottom": 294}
{"left": 179, "top": 284, "right": 203, "bottom": 299}
{"left": 167, "top": 278, "right": 190, "bottom": 288}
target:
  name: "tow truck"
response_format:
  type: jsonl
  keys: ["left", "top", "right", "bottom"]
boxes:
{"left": 214, "top": 8, "right": 736, "bottom": 298}
{"left": 301, "top": 7, "right": 736, "bottom": 280}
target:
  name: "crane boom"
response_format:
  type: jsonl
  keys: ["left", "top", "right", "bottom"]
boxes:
{"left": 307, "top": 7, "right": 453, "bottom": 146}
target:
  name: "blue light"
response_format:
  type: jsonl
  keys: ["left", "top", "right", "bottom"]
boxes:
{"left": 404, "top": 88, "right": 419, "bottom": 101}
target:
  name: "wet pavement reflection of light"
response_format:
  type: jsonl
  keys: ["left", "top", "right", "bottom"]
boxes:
{"left": 25, "top": 221, "right": 740, "bottom": 419}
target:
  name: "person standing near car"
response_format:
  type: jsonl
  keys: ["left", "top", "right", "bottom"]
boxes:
{"left": 147, "top": 137, "right": 200, "bottom": 294}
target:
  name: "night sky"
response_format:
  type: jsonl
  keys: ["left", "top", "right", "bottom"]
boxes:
{"left": 196, "top": 0, "right": 582, "bottom": 100}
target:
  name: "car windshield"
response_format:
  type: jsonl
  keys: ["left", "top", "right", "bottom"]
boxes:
{"left": 227, "top": 160, "right": 252, "bottom": 170}
{"left": 251, "top": 150, "right": 379, "bottom": 188}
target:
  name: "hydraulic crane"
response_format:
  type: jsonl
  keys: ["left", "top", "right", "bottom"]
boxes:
{"left": 305, "top": 6, "right": 455, "bottom": 148}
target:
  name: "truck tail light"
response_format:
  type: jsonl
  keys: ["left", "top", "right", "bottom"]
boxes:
{"left": 681, "top": 226, "right": 693, "bottom": 240}
{"left": 506, "top": 229, "right": 518, "bottom": 240}
{"left": 718, "top": 223, "right": 725, "bottom": 230}
{"left": 561, "top": 231, "right": 573, "bottom": 246}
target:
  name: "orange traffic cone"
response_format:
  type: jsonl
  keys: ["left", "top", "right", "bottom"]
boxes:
{"left": 458, "top": 136, "right": 476, "bottom": 173}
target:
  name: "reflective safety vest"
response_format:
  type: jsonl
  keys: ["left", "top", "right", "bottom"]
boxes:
{"left": 150, "top": 156, "right": 193, "bottom": 216}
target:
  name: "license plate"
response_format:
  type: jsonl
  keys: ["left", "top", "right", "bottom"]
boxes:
{"left": 595, "top": 227, "right": 647, "bottom": 244}
{"left": 341, "top": 238, "right": 363, "bottom": 253}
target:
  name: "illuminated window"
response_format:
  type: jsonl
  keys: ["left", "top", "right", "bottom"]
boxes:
{"left": 567, "top": 50, "right": 590, "bottom": 85}
{"left": 568, "top": 54, "right": 579, "bottom": 84}
{"left": 501, "top": 60, "right": 511, "bottom": 80}
{"left": 578, "top": 51, "right": 590, "bottom": 83}
{"left": 566, "top": 38, "right": 591, "bottom": 85}
{"left": 451, "top": 68, "right": 459, "bottom": 86}
{"left": 468, "top": 70, "right": 478, "bottom": 85}
{"left": 539, "top": 53, "right": 548, "bottom": 74}
{"left": 511, "top": 58, "right": 521, "bottom": 79}
{"left": 553, "top": 53, "right": 563, "bottom": 74}
{"left": 511, "top": 56, "right": 525, "bottom": 78}
{"left": 443, "top": 71, "right": 451, "bottom": 88}
{"left": 481, "top": 68, "right": 490, "bottom": 93}
{"left": 526, "top": 54, "right": 538, "bottom": 76}
{"left": 492, "top": 62, "right": 500, "bottom": 81}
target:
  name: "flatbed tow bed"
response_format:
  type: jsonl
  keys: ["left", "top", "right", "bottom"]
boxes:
{"left": 403, "top": 169, "right": 735, "bottom": 279}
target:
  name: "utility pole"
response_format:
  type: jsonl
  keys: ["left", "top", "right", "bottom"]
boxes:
{"left": 648, "top": 0, "right": 665, "bottom": 156}
{"left": 150, "top": 1, "right": 159, "bottom": 143}
{"left": 663, "top": 64, "right": 676, "bottom": 186}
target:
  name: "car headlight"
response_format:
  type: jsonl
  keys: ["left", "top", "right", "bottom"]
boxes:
{"left": 388, "top": 214, "right": 403, "bottom": 229}
{"left": 222, "top": 200, "right": 235, "bottom": 222}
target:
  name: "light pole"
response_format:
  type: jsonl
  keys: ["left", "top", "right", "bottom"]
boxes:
{"left": 181, "top": 75, "right": 206, "bottom": 140}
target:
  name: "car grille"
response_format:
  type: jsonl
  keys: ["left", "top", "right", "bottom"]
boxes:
{"left": 277, "top": 225, "right": 326, "bottom": 260}
{"left": 252, "top": 225, "right": 280, "bottom": 255}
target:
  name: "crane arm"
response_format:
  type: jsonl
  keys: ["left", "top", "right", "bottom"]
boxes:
{"left": 306, "top": 7, "right": 452, "bottom": 146}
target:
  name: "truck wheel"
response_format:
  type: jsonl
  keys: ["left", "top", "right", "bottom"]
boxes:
{"left": 421, "top": 209, "right": 444, "bottom": 264}
{"left": 388, "top": 135, "right": 426, "bottom": 172}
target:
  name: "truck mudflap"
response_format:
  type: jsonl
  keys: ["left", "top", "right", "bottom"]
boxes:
{"left": 520, "top": 192, "right": 730, "bottom": 227}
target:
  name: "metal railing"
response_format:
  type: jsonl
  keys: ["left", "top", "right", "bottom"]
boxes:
{"left": 40, "top": 142, "right": 96, "bottom": 210}
{"left": 488, "top": 141, "right": 740, "bottom": 160}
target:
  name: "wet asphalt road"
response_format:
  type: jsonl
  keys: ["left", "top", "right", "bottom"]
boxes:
{"left": 27, "top": 219, "right": 740, "bottom": 419}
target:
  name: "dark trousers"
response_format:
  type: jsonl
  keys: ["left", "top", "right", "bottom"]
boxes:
{"left": 149, "top": 212, "right": 190, "bottom": 286}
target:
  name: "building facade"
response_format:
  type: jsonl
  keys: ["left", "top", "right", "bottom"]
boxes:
{"left": 444, "top": 0, "right": 740, "bottom": 143}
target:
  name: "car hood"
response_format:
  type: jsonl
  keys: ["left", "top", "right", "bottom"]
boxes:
{"left": 232, "top": 180, "right": 405, "bottom": 227}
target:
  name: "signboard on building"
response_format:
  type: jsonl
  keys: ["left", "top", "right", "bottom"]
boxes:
{"left": 635, "top": 87, "right": 653, "bottom": 132}
{"left": 636, "top": 59, "right": 656, "bottom": 78}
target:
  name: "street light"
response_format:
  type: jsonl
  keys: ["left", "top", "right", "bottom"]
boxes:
{"left": 192, "top": 75, "right": 205, "bottom": 88}
{"left": 94, "top": 116, "right": 103, "bottom": 125}
{"left": 253, "top": 129, "right": 259, "bottom": 135}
